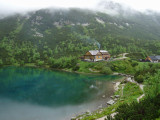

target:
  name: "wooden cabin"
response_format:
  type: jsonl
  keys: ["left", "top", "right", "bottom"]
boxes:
{"left": 145, "top": 56, "right": 160, "bottom": 63}
{"left": 83, "top": 50, "right": 110, "bottom": 62}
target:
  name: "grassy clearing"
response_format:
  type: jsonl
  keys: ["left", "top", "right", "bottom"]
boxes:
{"left": 24, "top": 63, "right": 36, "bottom": 67}
{"left": 122, "top": 82, "right": 143, "bottom": 103}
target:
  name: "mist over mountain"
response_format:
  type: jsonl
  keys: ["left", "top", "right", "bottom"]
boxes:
{"left": 1, "top": 2, "right": 160, "bottom": 64}
{"left": 1, "top": 0, "right": 160, "bottom": 18}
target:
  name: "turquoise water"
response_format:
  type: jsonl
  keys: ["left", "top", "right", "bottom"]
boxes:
{"left": 0, "top": 66, "right": 120, "bottom": 120}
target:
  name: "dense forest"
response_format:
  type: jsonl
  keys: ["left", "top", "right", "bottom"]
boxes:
{"left": 1, "top": 8, "right": 160, "bottom": 66}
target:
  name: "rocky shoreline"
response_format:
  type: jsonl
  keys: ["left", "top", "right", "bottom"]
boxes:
{"left": 71, "top": 77, "right": 124, "bottom": 120}
{"left": 97, "top": 73, "right": 145, "bottom": 120}
{"left": 72, "top": 73, "right": 145, "bottom": 120}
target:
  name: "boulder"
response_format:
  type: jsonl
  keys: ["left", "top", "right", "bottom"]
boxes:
{"left": 98, "top": 104, "right": 102, "bottom": 109}
{"left": 79, "top": 117, "right": 83, "bottom": 119}
{"left": 86, "top": 110, "right": 91, "bottom": 114}
{"left": 114, "top": 98, "right": 118, "bottom": 101}
{"left": 71, "top": 117, "right": 76, "bottom": 120}
{"left": 110, "top": 96, "right": 114, "bottom": 99}
{"left": 107, "top": 100, "right": 115, "bottom": 105}
{"left": 114, "top": 95, "right": 120, "bottom": 98}
{"left": 110, "top": 112, "right": 118, "bottom": 118}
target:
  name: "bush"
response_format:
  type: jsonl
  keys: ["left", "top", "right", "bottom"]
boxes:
{"left": 0, "top": 59, "right": 3, "bottom": 66}
{"left": 110, "top": 60, "right": 134, "bottom": 74}
{"left": 100, "top": 67, "right": 113, "bottom": 75}
{"left": 50, "top": 56, "right": 79, "bottom": 69}
{"left": 135, "top": 74, "right": 144, "bottom": 83}
{"left": 131, "top": 61, "right": 139, "bottom": 67}
{"left": 37, "top": 60, "right": 44, "bottom": 66}
{"left": 114, "top": 94, "right": 160, "bottom": 120}
{"left": 19, "top": 60, "right": 25, "bottom": 66}
{"left": 126, "top": 52, "right": 147, "bottom": 60}
{"left": 48, "top": 57, "right": 55, "bottom": 65}
{"left": 72, "top": 65, "right": 80, "bottom": 71}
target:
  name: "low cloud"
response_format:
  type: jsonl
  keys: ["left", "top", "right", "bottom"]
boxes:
{"left": 0, "top": 0, "right": 160, "bottom": 17}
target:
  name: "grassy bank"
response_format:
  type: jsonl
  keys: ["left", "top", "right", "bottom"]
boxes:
{"left": 0, "top": 57, "right": 138, "bottom": 75}
{"left": 0, "top": 54, "right": 137, "bottom": 73}
{"left": 76, "top": 82, "right": 143, "bottom": 120}
{"left": 77, "top": 61, "right": 160, "bottom": 120}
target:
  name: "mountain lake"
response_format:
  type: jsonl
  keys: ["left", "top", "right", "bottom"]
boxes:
{"left": 0, "top": 66, "right": 121, "bottom": 120}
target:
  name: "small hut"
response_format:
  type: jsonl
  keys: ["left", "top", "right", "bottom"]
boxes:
{"left": 145, "top": 56, "right": 160, "bottom": 63}
{"left": 83, "top": 50, "right": 110, "bottom": 62}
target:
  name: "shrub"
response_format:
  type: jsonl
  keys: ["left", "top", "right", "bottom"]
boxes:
{"left": 131, "top": 61, "right": 139, "bottom": 67}
{"left": 37, "top": 60, "right": 44, "bottom": 66}
{"left": 50, "top": 56, "right": 79, "bottom": 69}
{"left": 19, "top": 60, "right": 25, "bottom": 66}
{"left": 114, "top": 94, "right": 160, "bottom": 120}
{"left": 126, "top": 52, "right": 147, "bottom": 60}
{"left": 0, "top": 59, "right": 3, "bottom": 66}
{"left": 72, "top": 65, "right": 80, "bottom": 71}
{"left": 100, "top": 67, "right": 113, "bottom": 75}
{"left": 135, "top": 74, "right": 144, "bottom": 83}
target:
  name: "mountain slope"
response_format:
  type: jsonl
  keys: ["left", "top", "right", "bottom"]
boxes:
{"left": 0, "top": 7, "right": 160, "bottom": 64}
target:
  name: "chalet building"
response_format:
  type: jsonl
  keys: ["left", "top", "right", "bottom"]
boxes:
{"left": 146, "top": 56, "right": 160, "bottom": 63}
{"left": 83, "top": 50, "right": 110, "bottom": 62}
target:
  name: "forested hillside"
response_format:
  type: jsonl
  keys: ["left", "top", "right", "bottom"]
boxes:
{"left": 1, "top": 7, "right": 160, "bottom": 65}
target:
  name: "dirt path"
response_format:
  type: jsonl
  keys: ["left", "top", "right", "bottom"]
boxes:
{"left": 137, "top": 84, "right": 145, "bottom": 102}
{"left": 137, "top": 94, "right": 145, "bottom": 102}
{"left": 122, "top": 53, "right": 129, "bottom": 58}
{"left": 97, "top": 77, "right": 145, "bottom": 120}
{"left": 125, "top": 77, "right": 145, "bottom": 102}
{"left": 113, "top": 53, "right": 129, "bottom": 61}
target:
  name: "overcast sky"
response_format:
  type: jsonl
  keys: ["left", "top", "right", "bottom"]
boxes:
{"left": 0, "top": 0, "right": 160, "bottom": 15}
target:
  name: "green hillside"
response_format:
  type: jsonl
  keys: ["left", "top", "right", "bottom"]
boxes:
{"left": 0, "top": 8, "right": 160, "bottom": 65}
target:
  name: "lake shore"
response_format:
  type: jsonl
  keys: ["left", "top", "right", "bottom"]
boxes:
{"left": 75, "top": 74, "right": 144, "bottom": 120}
{"left": 2, "top": 65, "right": 142, "bottom": 120}
{"left": 0, "top": 66, "right": 124, "bottom": 120}
{"left": 1, "top": 63, "right": 109, "bottom": 75}
{"left": 72, "top": 77, "right": 125, "bottom": 120}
